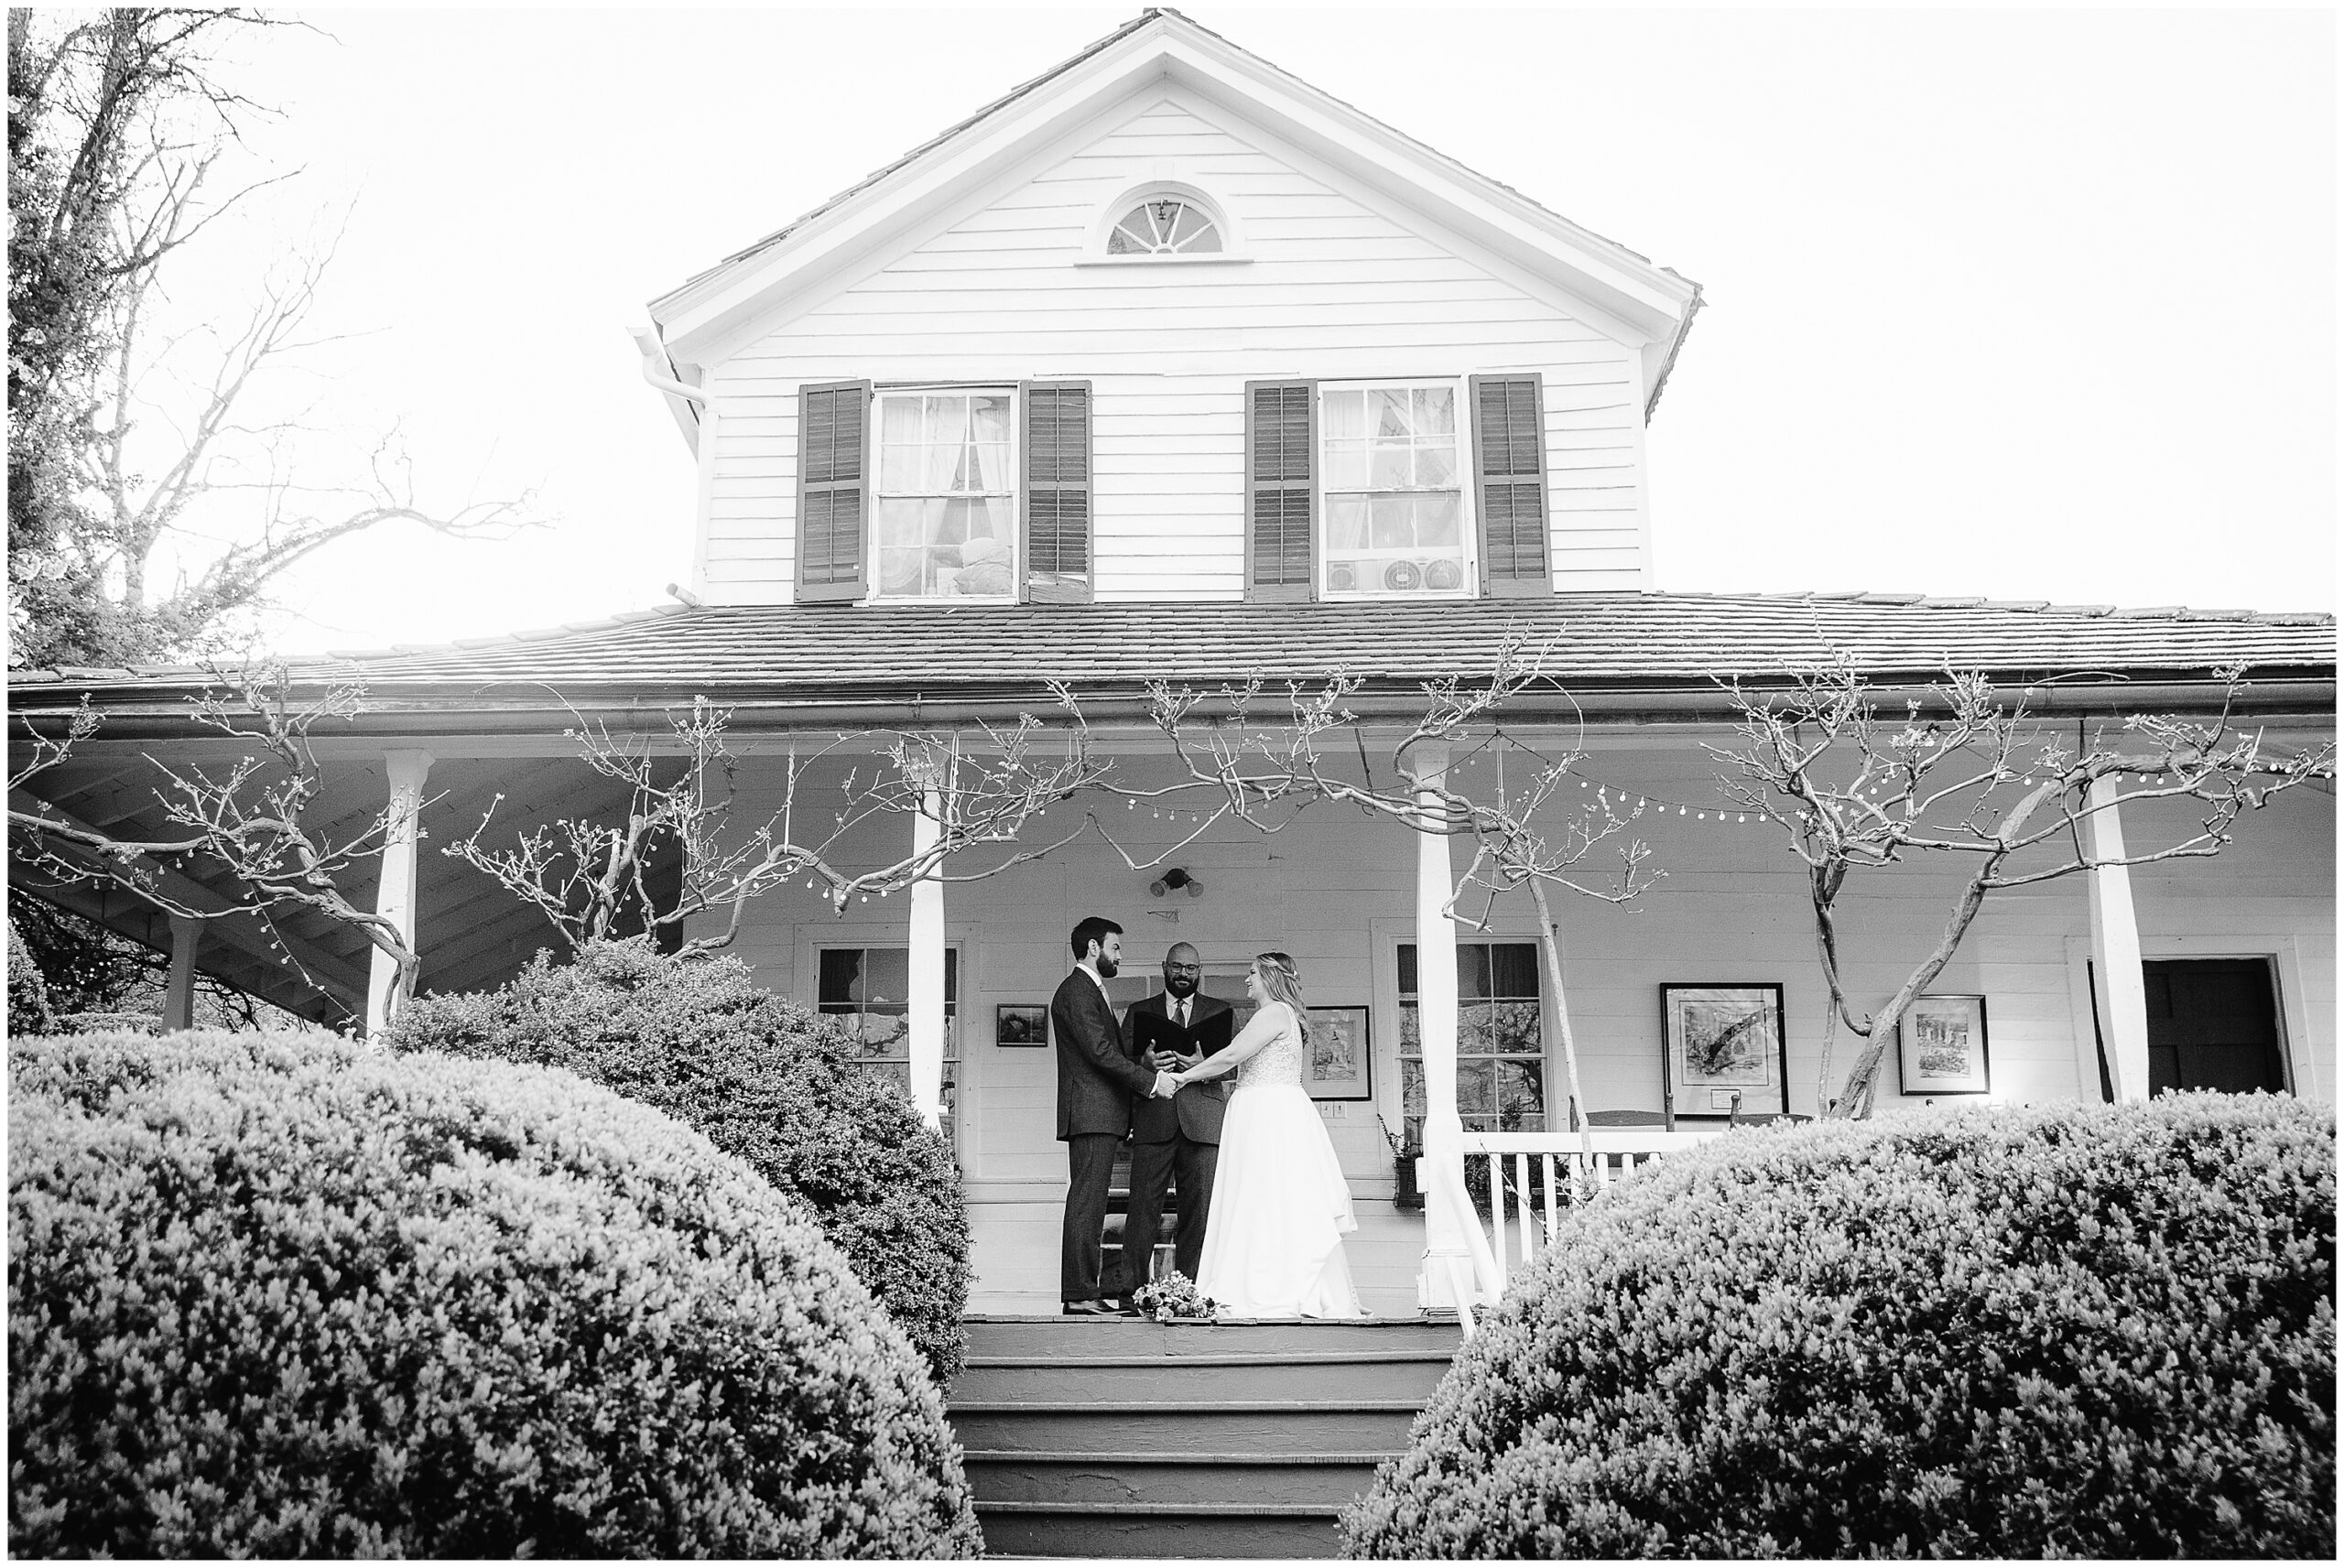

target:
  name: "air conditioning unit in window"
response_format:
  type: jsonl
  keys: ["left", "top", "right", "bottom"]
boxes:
{"left": 1326, "top": 554, "right": 1466, "bottom": 594}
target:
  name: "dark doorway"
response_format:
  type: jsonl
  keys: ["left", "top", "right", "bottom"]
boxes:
{"left": 2143, "top": 958, "right": 2287, "bottom": 1096}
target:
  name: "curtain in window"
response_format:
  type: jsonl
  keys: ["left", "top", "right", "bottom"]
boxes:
{"left": 876, "top": 393, "right": 1015, "bottom": 597}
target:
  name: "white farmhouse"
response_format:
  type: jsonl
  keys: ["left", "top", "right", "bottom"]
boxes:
{"left": 11, "top": 21, "right": 2334, "bottom": 1525}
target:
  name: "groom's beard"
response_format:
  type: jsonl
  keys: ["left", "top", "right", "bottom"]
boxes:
{"left": 1095, "top": 956, "right": 1120, "bottom": 979}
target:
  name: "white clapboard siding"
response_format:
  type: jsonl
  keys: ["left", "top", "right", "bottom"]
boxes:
{"left": 697, "top": 94, "right": 1654, "bottom": 603}
{"left": 706, "top": 748, "right": 2333, "bottom": 1314}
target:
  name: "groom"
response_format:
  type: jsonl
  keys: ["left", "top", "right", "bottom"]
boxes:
{"left": 1052, "top": 916, "right": 1177, "bottom": 1316}
{"left": 1123, "top": 943, "right": 1234, "bottom": 1289}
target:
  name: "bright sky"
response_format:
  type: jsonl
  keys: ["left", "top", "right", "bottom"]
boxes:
{"left": 161, "top": 2, "right": 2334, "bottom": 656}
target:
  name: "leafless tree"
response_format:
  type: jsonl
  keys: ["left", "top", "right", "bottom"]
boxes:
{"left": 8, "top": 665, "right": 425, "bottom": 1031}
{"left": 1117, "top": 633, "right": 1659, "bottom": 1158}
{"left": 444, "top": 696, "right": 1115, "bottom": 954}
{"left": 9, "top": 8, "right": 535, "bottom": 671}
{"left": 1711, "top": 656, "right": 2335, "bottom": 1118}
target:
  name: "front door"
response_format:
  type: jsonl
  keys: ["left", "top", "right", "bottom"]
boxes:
{"left": 2143, "top": 958, "right": 2287, "bottom": 1095}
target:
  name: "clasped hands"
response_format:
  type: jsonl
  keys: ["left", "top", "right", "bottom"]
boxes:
{"left": 1145, "top": 1047, "right": 1201, "bottom": 1099}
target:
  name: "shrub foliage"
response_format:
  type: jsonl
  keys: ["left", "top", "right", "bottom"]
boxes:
{"left": 1345, "top": 1093, "right": 2336, "bottom": 1559}
{"left": 385, "top": 941, "right": 972, "bottom": 1380}
{"left": 7, "top": 1030, "right": 982, "bottom": 1559}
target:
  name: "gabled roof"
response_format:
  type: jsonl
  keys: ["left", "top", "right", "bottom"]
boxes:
{"left": 644, "top": 8, "right": 1703, "bottom": 415}
{"left": 16, "top": 595, "right": 2332, "bottom": 730}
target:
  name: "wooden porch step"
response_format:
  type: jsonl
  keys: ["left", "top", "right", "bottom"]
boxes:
{"left": 956, "top": 1348, "right": 1449, "bottom": 1402}
{"left": 974, "top": 1500, "right": 1344, "bottom": 1560}
{"left": 962, "top": 1449, "right": 1394, "bottom": 1506}
{"left": 965, "top": 1314, "right": 1460, "bottom": 1358}
{"left": 950, "top": 1399, "right": 1423, "bottom": 1453}
{"left": 950, "top": 1315, "right": 1446, "bottom": 1558}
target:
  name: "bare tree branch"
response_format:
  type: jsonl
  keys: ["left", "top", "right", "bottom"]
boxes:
{"left": 1709, "top": 655, "right": 2335, "bottom": 1116}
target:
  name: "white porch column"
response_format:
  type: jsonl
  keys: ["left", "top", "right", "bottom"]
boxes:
{"left": 1409, "top": 740, "right": 1471, "bottom": 1309}
{"left": 2085, "top": 774, "right": 2151, "bottom": 1100}
{"left": 365, "top": 750, "right": 434, "bottom": 1037}
{"left": 906, "top": 787, "right": 947, "bottom": 1130}
{"left": 161, "top": 914, "right": 201, "bottom": 1031}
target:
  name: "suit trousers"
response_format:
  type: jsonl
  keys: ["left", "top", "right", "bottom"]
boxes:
{"left": 1123, "top": 1132, "right": 1220, "bottom": 1287}
{"left": 1060, "top": 1132, "right": 1123, "bottom": 1303}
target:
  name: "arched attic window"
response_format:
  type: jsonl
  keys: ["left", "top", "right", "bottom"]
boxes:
{"left": 1084, "top": 183, "right": 1243, "bottom": 265}
{"left": 1106, "top": 193, "right": 1223, "bottom": 255}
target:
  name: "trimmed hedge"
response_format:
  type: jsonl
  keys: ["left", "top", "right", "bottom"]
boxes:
{"left": 384, "top": 941, "right": 972, "bottom": 1382}
{"left": 1345, "top": 1093, "right": 2336, "bottom": 1559}
{"left": 6, "top": 914, "right": 57, "bottom": 1034}
{"left": 8, "top": 1030, "right": 982, "bottom": 1560}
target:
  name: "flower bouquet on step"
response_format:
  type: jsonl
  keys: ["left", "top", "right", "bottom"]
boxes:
{"left": 1130, "top": 1271, "right": 1219, "bottom": 1323}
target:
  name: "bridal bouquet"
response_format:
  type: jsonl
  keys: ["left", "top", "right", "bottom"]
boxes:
{"left": 1130, "top": 1271, "right": 1220, "bottom": 1323}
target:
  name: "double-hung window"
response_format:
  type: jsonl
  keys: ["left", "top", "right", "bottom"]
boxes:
{"left": 874, "top": 389, "right": 1016, "bottom": 600}
{"left": 1321, "top": 382, "right": 1470, "bottom": 598}
{"left": 1396, "top": 940, "right": 1546, "bottom": 1144}
{"left": 817, "top": 945, "right": 961, "bottom": 1141}
{"left": 795, "top": 381, "right": 1094, "bottom": 605}
{"left": 1244, "top": 373, "right": 1553, "bottom": 602}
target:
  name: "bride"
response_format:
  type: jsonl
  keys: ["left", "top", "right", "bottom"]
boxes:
{"left": 1167, "top": 952, "right": 1362, "bottom": 1318}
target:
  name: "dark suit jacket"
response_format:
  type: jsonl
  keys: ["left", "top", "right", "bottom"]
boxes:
{"left": 1126, "top": 991, "right": 1234, "bottom": 1145}
{"left": 1051, "top": 967, "right": 1157, "bottom": 1141}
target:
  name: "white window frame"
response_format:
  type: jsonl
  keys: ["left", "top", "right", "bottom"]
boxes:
{"left": 1316, "top": 376, "right": 1479, "bottom": 602}
{"left": 1079, "top": 180, "right": 1250, "bottom": 266}
{"left": 867, "top": 384, "right": 1021, "bottom": 604}
{"left": 1378, "top": 925, "right": 1553, "bottom": 1141}
{"left": 811, "top": 938, "right": 966, "bottom": 1146}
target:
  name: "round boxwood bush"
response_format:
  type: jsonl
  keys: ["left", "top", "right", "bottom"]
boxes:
{"left": 1346, "top": 1093, "right": 2335, "bottom": 1559}
{"left": 8, "top": 1030, "right": 982, "bottom": 1559}
{"left": 384, "top": 940, "right": 971, "bottom": 1382}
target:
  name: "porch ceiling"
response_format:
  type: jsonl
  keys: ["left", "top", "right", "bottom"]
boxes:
{"left": 10, "top": 594, "right": 2335, "bottom": 737}
{"left": 10, "top": 752, "right": 608, "bottom": 1024}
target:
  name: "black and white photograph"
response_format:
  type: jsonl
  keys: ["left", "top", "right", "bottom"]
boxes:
{"left": 5, "top": 5, "right": 2328, "bottom": 1559}
{"left": 1661, "top": 984, "right": 1791, "bottom": 1119}
{"left": 1900, "top": 995, "right": 1992, "bottom": 1097}
{"left": 995, "top": 1003, "right": 1048, "bottom": 1047}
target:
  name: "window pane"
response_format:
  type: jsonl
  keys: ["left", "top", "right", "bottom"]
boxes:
{"left": 863, "top": 947, "right": 909, "bottom": 1009}
{"left": 1490, "top": 944, "right": 1539, "bottom": 999}
{"left": 1415, "top": 493, "right": 1460, "bottom": 547}
{"left": 1371, "top": 387, "right": 1411, "bottom": 438}
{"left": 1322, "top": 390, "right": 1366, "bottom": 443}
{"left": 1398, "top": 1000, "right": 1419, "bottom": 1053}
{"left": 819, "top": 948, "right": 863, "bottom": 1009}
{"left": 1416, "top": 442, "right": 1456, "bottom": 490}
{"left": 1489, "top": 1000, "right": 1543, "bottom": 1055}
{"left": 1458, "top": 944, "right": 1492, "bottom": 1000}
{"left": 876, "top": 497, "right": 1015, "bottom": 597}
{"left": 1325, "top": 495, "right": 1371, "bottom": 551}
{"left": 1414, "top": 385, "right": 1456, "bottom": 435}
{"left": 1457, "top": 1058, "right": 1496, "bottom": 1115}
{"left": 1397, "top": 944, "right": 1418, "bottom": 997}
{"left": 1497, "top": 1058, "right": 1545, "bottom": 1121}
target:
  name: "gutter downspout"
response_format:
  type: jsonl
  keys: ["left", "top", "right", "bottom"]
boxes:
{"left": 630, "top": 325, "right": 711, "bottom": 445}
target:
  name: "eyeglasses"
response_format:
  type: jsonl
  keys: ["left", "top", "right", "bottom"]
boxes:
{"left": 1165, "top": 963, "right": 1202, "bottom": 973}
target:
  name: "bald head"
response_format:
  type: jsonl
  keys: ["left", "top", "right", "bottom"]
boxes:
{"left": 1162, "top": 942, "right": 1202, "bottom": 998}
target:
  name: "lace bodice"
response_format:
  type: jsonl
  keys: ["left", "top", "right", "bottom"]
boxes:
{"left": 1232, "top": 1005, "right": 1305, "bottom": 1089}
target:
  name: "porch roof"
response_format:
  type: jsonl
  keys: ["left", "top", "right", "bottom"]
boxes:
{"left": 14, "top": 593, "right": 2335, "bottom": 728}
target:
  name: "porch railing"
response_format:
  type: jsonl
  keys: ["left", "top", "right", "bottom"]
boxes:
{"left": 1436, "top": 1129, "right": 1724, "bottom": 1320}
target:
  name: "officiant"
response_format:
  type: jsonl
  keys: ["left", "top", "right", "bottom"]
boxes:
{"left": 1122, "top": 943, "right": 1235, "bottom": 1288}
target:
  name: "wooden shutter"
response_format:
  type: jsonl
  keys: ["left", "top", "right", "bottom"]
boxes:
{"left": 1470, "top": 374, "right": 1550, "bottom": 598}
{"left": 1021, "top": 380, "right": 1091, "bottom": 604}
{"left": 1244, "top": 380, "right": 1315, "bottom": 601}
{"left": 795, "top": 380, "right": 871, "bottom": 603}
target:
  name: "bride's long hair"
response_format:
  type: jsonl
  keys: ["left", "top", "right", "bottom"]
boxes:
{"left": 1253, "top": 951, "right": 1311, "bottom": 1046}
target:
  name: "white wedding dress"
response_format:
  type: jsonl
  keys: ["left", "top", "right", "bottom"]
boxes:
{"left": 1194, "top": 1003, "right": 1364, "bottom": 1318}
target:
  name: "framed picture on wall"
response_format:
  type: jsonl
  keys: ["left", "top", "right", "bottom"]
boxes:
{"left": 1899, "top": 994, "right": 1990, "bottom": 1095}
{"left": 1660, "top": 984, "right": 1787, "bottom": 1120}
{"left": 995, "top": 1003, "right": 1048, "bottom": 1047}
{"left": 1303, "top": 1006, "right": 1373, "bottom": 1100}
